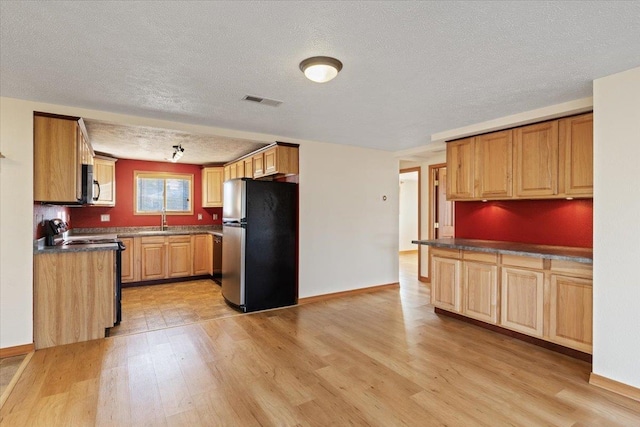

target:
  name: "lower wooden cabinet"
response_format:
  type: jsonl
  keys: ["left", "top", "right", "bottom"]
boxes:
{"left": 193, "top": 234, "right": 213, "bottom": 275}
{"left": 500, "top": 267, "right": 544, "bottom": 337}
{"left": 125, "top": 234, "right": 214, "bottom": 283}
{"left": 120, "top": 237, "right": 135, "bottom": 283}
{"left": 429, "top": 248, "right": 592, "bottom": 353}
{"left": 549, "top": 274, "right": 593, "bottom": 353}
{"left": 431, "top": 255, "right": 461, "bottom": 312}
{"left": 34, "top": 250, "right": 115, "bottom": 349}
{"left": 463, "top": 261, "right": 498, "bottom": 324}
{"left": 140, "top": 236, "right": 167, "bottom": 281}
{"left": 167, "top": 236, "right": 192, "bottom": 278}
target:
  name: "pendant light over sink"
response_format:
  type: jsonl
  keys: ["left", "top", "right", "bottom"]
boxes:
{"left": 299, "top": 56, "right": 343, "bottom": 83}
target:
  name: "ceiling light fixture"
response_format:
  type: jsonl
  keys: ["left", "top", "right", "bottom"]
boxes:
{"left": 171, "top": 144, "right": 184, "bottom": 162}
{"left": 299, "top": 56, "right": 343, "bottom": 83}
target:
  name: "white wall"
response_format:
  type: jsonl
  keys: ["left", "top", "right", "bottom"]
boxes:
{"left": 0, "top": 98, "right": 35, "bottom": 348}
{"left": 0, "top": 96, "right": 400, "bottom": 348}
{"left": 592, "top": 66, "right": 640, "bottom": 389}
{"left": 399, "top": 172, "right": 418, "bottom": 252}
{"left": 297, "top": 140, "right": 399, "bottom": 298}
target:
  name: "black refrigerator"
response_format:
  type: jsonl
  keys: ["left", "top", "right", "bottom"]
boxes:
{"left": 221, "top": 178, "right": 297, "bottom": 312}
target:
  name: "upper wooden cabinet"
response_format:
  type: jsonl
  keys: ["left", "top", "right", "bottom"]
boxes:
{"left": 93, "top": 157, "right": 117, "bottom": 206}
{"left": 202, "top": 167, "right": 224, "bottom": 207}
{"left": 446, "top": 137, "right": 475, "bottom": 199}
{"left": 224, "top": 143, "right": 299, "bottom": 181}
{"left": 475, "top": 131, "right": 513, "bottom": 199}
{"left": 513, "top": 120, "right": 559, "bottom": 198}
{"left": 559, "top": 113, "right": 593, "bottom": 196}
{"left": 34, "top": 114, "right": 81, "bottom": 202}
{"left": 445, "top": 113, "right": 592, "bottom": 201}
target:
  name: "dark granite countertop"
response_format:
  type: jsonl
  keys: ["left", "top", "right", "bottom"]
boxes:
{"left": 34, "top": 242, "right": 119, "bottom": 255}
{"left": 72, "top": 226, "right": 223, "bottom": 238}
{"left": 412, "top": 238, "right": 592, "bottom": 264}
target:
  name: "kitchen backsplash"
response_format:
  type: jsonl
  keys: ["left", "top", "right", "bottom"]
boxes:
{"left": 71, "top": 158, "right": 223, "bottom": 228}
{"left": 33, "top": 204, "right": 71, "bottom": 239}
{"left": 455, "top": 198, "right": 593, "bottom": 248}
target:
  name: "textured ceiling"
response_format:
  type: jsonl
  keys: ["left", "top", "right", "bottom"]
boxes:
{"left": 1, "top": 1, "right": 639, "bottom": 159}
{"left": 85, "top": 119, "right": 268, "bottom": 164}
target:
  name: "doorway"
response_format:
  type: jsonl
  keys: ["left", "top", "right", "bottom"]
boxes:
{"left": 426, "top": 163, "right": 455, "bottom": 280}
{"left": 399, "top": 167, "right": 421, "bottom": 285}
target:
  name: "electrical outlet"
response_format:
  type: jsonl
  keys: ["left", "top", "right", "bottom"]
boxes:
{"left": 198, "top": 213, "right": 203, "bottom": 220}
{"left": 100, "top": 214, "right": 110, "bottom": 222}
{"left": 213, "top": 213, "right": 218, "bottom": 220}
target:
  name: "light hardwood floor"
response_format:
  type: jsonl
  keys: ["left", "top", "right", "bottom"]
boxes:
{"left": 1, "top": 253, "right": 639, "bottom": 426}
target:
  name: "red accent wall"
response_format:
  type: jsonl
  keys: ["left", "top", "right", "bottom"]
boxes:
{"left": 72, "top": 159, "right": 222, "bottom": 228}
{"left": 454, "top": 199, "right": 593, "bottom": 248}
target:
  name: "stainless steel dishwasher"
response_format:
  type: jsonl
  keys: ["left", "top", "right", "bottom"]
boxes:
{"left": 213, "top": 234, "right": 222, "bottom": 284}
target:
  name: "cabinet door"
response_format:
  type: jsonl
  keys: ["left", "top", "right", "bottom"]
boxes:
{"left": 431, "top": 256, "right": 461, "bottom": 312}
{"left": 34, "top": 115, "right": 80, "bottom": 202}
{"left": 93, "top": 158, "right": 116, "bottom": 206}
{"left": 223, "top": 165, "right": 231, "bottom": 182}
{"left": 140, "top": 239, "right": 166, "bottom": 281}
{"left": 559, "top": 113, "right": 593, "bottom": 197}
{"left": 463, "top": 261, "right": 498, "bottom": 324}
{"left": 500, "top": 267, "right": 544, "bottom": 337}
{"left": 202, "top": 167, "right": 224, "bottom": 207}
{"left": 446, "top": 137, "right": 475, "bottom": 199}
{"left": 229, "top": 164, "right": 237, "bottom": 180}
{"left": 192, "top": 234, "right": 212, "bottom": 276}
{"left": 264, "top": 147, "right": 277, "bottom": 175}
{"left": 167, "top": 237, "right": 192, "bottom": 278}
{"left": 513, "top": 121, "right": 559, "bottom": 198}
{"left": 235, "top": 161, "right": 245, "bottom": 178}
{"left": 475, "top": 131, "right": 512, "bottom": 199}
{"left": 549, "top": 274, "right": 592, "bottom": 353}
{"left": 120, "top": 237, "right": 135, "bottom": 283}
{"left": 253, "top": 153, "right": 265, "bottom": 178}
{"left": 244, "top": 158, "right": 253, "bottom": 179}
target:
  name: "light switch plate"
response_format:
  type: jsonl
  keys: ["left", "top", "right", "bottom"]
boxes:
{"left": 198, "top": 214, "right": 203, "bottom": 220}
{"left": 100, "top": 214, "right": 110, "bottom": 222}
{"left": 213, "top": 213, "right": 218, "bottom": 220}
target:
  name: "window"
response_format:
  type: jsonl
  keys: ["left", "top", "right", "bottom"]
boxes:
{"left": 134, "top": 171, "right": 193, "bottom": 215}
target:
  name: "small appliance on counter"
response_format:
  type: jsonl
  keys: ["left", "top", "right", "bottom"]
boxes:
{"left": 45, "top": 218, "right": 68, "bottom": 246}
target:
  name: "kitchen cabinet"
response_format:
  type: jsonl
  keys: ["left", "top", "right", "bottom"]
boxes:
{"left": 428, "top": 246, "right": 592, "bottom": 354}
{"left": 202, "top": 167, "right": 224, "bottom": 207}
{"left": 93, "top": 156, "right": 117, "bottom": 206}
{"left": 224, "top": 165, "right": 232, "bottom": 182}
{"left": 462, "top": 253, "right": 499, "bottom": 324}
{"left": 34, "top": 114, "right": 82, "bottom": 202}
{"left": 513, "top": 121, "right": 559, "bottom": 198}
{"left": 244, "top": 158, "right": 253, "bottom": 179}
{"left": 167, "top": 236, "right": 192, "bottom": 278}
{"left": 500, "top": 265, "right": 544, "bottom": 337}
{"left": 253, "top": 153, "right": 265, "bottom": 178}
{"left": 431, "top": 249, "right": 461, "bottom": 312}
{"left": 34, "top": 250, "right": 115, "bottom": 349}
{"left": 445, "top": 113, "right": 592, "bottom": 201}
{"left": 193, "top": 234, "right": 213, "bottom": 275}
{"left": 475, "top": 131, "right": 512, "bottom": 199}
{"left": 131, "top": 234, "right": 212, "bottom": 282}
{"left": 140, "top": 236, "right": 166, "bottom": 281}
{"left": 120, "top": 237, "right": 136, "bottom": 283}
{"left": 446, "top": 137, "right": 475, "bottom": 200}
{"left": 549, "top": 260, "right": 593, "bottom": 353}
{"left": 235, "top": 161, "right": 245, "bottom": 178}
{"left": 559, "top": 113, "right": 593, "bottom": 196}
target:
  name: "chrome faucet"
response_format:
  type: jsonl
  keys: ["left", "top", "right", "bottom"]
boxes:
{"left": 161, "top": 208, "right": 167, "bottom": 231}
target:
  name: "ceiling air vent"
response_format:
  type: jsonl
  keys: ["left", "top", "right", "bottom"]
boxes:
{"left": 242, "top": 95, "right": 283, "bottom": 107}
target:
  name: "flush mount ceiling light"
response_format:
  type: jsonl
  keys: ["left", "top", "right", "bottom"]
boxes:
{"left": 299, "top": 56, "right": 343, "bottom": 83}
{"left": 171, "top": 144, "right": 184, "bottom": 162}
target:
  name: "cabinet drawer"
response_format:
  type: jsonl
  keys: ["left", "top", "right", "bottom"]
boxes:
{"left": 168, "top": 235, "right": 191, "bottom": 244}
{"left": 463, "top": 251, "right": 497, "bottom": 263}
{"left": 501, "top": 254, "right": 544, "bottom": 270}
{"left": 550, "top": 259, "right": 592, "bottom": 279}
{"left": 431, "top": 248, "right": 461, "bottom": 259}
{"left": 140, "top": 236, "right": 165, "bottom": 244}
